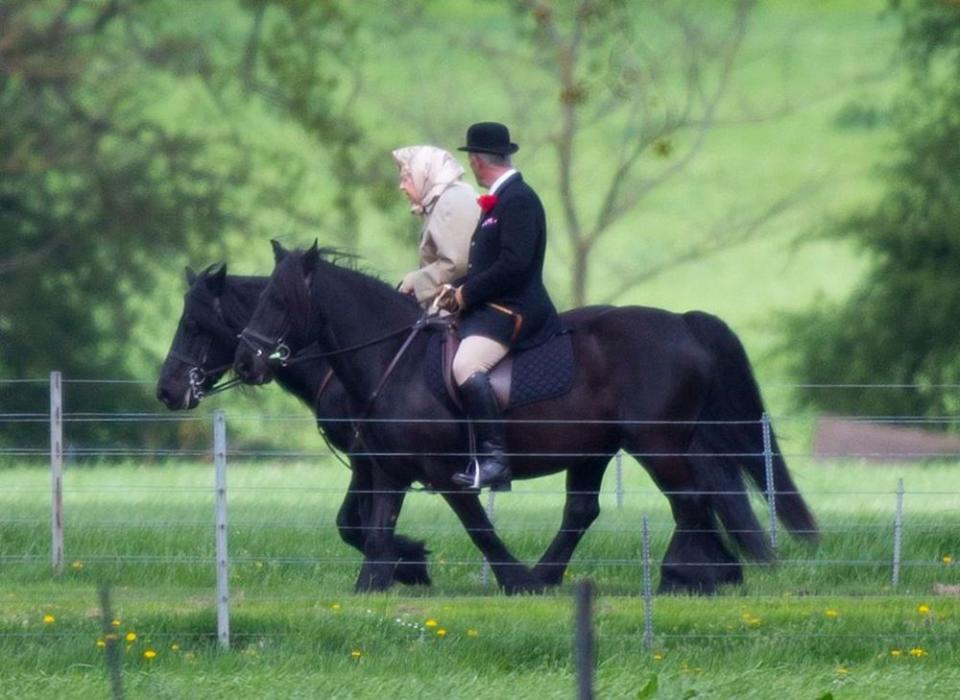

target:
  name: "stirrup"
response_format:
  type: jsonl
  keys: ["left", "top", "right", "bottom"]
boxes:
{"left": 453, "top": 458, "right": 512, "bottom": 492}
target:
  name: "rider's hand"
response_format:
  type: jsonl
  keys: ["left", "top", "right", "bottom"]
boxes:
{"left": 435, "top": 284, "right": 461, "bottom": 313}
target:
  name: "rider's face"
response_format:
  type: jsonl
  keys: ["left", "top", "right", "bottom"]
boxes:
{"left": 399, "top": 172, "right": 418, "bottom": 206}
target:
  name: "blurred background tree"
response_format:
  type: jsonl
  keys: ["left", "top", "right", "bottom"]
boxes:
{"left": 0, "top": 0, "right": 907, "bottom": 451}
{"left": 785, "top": 0, "right": 960, "bottom": 418}
{"left": 0, "top": 0, "right": 367, "bottom": 447}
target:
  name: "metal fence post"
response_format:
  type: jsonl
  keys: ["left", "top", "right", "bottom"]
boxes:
{"left": 573, "top": 579, "right": 595, "bottom": 700}
{"left": 892, "top": 477, "right": 904, "bottom": 587}
{"left": 50, "top": 371, "right": 64, "bottom": 575}
{"left": 761, "top": 413, "right": 777, "bottom": 550}
{"left": 481, "top": 490, "right": 496, "bottom": 587}
{"left": 214, "top": 410, "right": 230, "bottom": 649}
{"left": 615, "top": 451, "right": 624, "bottom": 510}
{"left": 642, "top": 515, "right": 653, "bottom": 652}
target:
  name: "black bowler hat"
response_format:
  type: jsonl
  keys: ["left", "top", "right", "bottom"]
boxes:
{"left": 458, "top": 122, "right": 519, "bottom": 155}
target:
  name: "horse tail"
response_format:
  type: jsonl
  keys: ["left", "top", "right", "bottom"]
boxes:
{"left": 683, "top": 310, "right": 819, "bottom": 544}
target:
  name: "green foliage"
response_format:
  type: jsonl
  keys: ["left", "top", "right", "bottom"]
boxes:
{"left": 0, "top": 1, "right": 243, "bottom": 445}
{"left": 785, "top": 0, "right": 960, "bottom": 417}
{"left": 0, "top": 0, "right": 376, "bottom": 447}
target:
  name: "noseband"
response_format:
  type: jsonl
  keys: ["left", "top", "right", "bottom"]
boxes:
{"left": 238, "top": 326, "right": 292, "bottom": 366}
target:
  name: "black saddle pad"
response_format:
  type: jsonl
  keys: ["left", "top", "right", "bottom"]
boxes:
{"left": 425, "top": 330, "right": 575, "bottom": 410}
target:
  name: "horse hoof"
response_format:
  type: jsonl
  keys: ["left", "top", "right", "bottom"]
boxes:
{"left": 531, "top": 564, "right": 565, "bottom": 587}
{"left": 355, "top": 568, "right": 395, "bottom": 593}
{"left": 394, "top": 561, "right": 432, "bottom": 586}
{"left": 502, "top": 577, "right": 547, "bottom": 595}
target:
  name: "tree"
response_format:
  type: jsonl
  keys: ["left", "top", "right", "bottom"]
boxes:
{"left": 478, "top": 0, "right": 815, "bottom": 307}
{"left": 0, "top": 0, "right": 368, "bottom": 448}
{"left": 784, "top": 0, "right": 960, "bottom": 417}
{"left": 0, "top": 0, "right": 244, "bottom": 442}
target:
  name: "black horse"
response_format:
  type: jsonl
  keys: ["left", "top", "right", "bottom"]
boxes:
{"left": 156, "top": 264, "right": 652, "bottom": 592}
{"left": 233, "top": 242, "right": 818, "bottom": 595}
{"left": 156, "top": 264, "right": 432, "bottom": 586}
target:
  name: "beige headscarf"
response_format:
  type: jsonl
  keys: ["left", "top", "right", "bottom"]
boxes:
{"left": 392, "top": 145, "right": 467, "bottom": 215}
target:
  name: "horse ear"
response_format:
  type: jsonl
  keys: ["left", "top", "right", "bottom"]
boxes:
{"left": 271, "top": 239, "right": 288, "bottom": 264}
{"left": 185, "top": 266, "right": 197, "bottom": 285}
{"left": 206, "top": 263, "right": 227, "bottom": 295}
{"left": 303, "top": 241, "right": 320, "bottom": 276}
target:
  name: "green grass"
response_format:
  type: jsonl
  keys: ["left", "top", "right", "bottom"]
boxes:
{"left": 2, "top": 461, "right": 958, "bottom": 698}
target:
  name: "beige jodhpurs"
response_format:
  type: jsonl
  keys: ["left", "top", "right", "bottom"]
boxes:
{"left": 452, "top": 335, "right": 509, "bottom": 386}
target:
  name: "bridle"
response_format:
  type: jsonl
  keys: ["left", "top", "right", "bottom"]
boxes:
{"left": 237, "top": 316, "right": 426, "bottom": 368}
{"left": 171, "top": 295, "right": 244, "bottom": 401}
{"left": 239, "top": 309, "right": 440, "bottom": 468}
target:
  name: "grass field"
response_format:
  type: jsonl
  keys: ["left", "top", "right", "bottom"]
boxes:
{"left": 2, "top": 460, "right": 958, "bottom": 698}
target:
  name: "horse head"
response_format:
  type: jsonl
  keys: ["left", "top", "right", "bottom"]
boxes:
{"left": 156, "top": 263, "right": 240, "bottom": 410}
{"left": 234, "top": 240, "right": 320, "bottom": 386}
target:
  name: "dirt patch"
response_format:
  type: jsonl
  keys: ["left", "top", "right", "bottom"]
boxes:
{"left": 812, "top": 416, "right": 960, "bottom": 462}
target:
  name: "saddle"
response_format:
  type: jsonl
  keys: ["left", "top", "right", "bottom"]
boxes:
{"left": 425, "top": 320, "right": 575, "bottom": 412}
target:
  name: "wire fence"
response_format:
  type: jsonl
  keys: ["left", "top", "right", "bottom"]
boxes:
{"left": 1, "top": 373, "right": 959, "bottom": 661}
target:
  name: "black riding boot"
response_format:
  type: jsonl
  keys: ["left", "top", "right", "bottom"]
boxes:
{"left": 452, "top": 372, "right": 512, "bottom": 491}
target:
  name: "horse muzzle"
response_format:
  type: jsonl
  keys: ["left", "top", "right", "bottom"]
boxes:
{"left": 233, "top": 347, "right": 274, "bottom": 386}
{"left": 156, "top": 381, "right": 199, "bottom": 411}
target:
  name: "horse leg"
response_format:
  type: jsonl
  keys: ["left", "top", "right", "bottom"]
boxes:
{"left": 441, "top": 490, "right": 545, "bottom": 595}
{"left": 354, "top": 473, "right": 407, "bottom": 593}
{"left": 658, "top": 489, "right": 742, "bottom": 595}
{"left": 633, "top": 453, "right": 743, "bottom": 595}
{"left": 531, "top": 460, "right": 607, "bottom": 586}
{"left": 337, "top": 462, "right": 431, "bottom": 586}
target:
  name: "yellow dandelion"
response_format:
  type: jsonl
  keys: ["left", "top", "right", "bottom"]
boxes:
{"left": 170, "top": 644, "right": 180, "bottom": 652}
{"left": 909, "top": 647, "right": 927, "bottom": 657}
{"left": 825, "top": 608, "right": 839, "bottom": 619}
{"left": 143, "top": 649, "right": 157, "bottom": 661}
{"left": 96, "top": 638, "right": 106, "bottom": 649}
{"left": 917, "top": 603, "right": 930, "bottom": 615}
{"left": 425, "top": 618, "right": 438, "bottom": 629}
{"left": 942, "top": 555, "right": 953, "bottom": 565}
{"left": 70, "top": 561, "right": 83, "bottom": 571}
{"left": 890, "top": 649, "right": 902, "bottom": 657}
{"left": 125, "top": 632, "right": 137, "bottom": 643}
{"left": 111, "top": 619, "right": 121, "bottom": 628}
{"left": 330, "top": 603, "right": 341, "bottom": 612}
{"left": 653, "top": 652, "right": 664, "bottom": 662}
{"left": 466, "top": 628, "right": 479, "bottom": 638}
{"left": 836, "top": 666, "right": 849, "bottom": 676}
{"left": 42, "top": 614, "right": 56, "bottom": 625}
{"left": 436, "top": 628, "right": 447, "bottom": 638}
{"left": 350, "top": 648, "right": 363, "bottom": 660}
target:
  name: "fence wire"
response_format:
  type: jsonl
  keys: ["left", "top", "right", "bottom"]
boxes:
{"left": 1, "top": 376, "right": 959, "bottom": 652}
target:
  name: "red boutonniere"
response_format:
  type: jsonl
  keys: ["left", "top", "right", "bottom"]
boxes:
{"left": 477, "top": 194, "right": 498, "bottom": 213}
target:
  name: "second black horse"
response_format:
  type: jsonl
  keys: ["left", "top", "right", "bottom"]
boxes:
{"left": 233, "top": 242, "right": 818, "bottom": 594}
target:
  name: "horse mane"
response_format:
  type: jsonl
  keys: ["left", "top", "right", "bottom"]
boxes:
{"left": 273, "top": 247, "right": 420, "bottom": 342}
{"left": 187, "top": 265, "right": 263, "bottom": 343}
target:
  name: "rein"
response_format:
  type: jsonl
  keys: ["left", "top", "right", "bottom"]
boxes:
{"left": 283, "top": 319, "right": 426, "bottom": 365}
